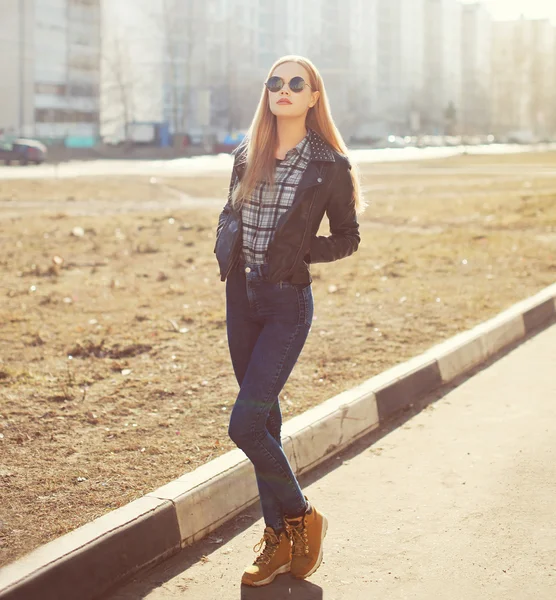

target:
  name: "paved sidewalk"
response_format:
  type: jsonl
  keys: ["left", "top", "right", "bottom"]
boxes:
{"left": 104, "top": 324, "right": 556, "bottom": 600}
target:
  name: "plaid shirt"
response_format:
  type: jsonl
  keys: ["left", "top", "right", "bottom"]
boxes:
{"left": 240, "top": 130, "right": 314, "bottom": 265}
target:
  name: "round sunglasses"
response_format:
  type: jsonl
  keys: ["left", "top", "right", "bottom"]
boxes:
{"left": 265, "top": 76, "right": 311, "bottom": 93}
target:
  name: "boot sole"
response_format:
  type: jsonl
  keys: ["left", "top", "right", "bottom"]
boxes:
{"left": 242, "top": 561, "right": 291, "bottom": 587}
{"left": 293, "top": 514, "right": 328, "bottom": 580}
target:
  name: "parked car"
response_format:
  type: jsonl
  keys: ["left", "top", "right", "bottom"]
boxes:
{"left": 0, "top": 138, "right": 47, "bottom": 165}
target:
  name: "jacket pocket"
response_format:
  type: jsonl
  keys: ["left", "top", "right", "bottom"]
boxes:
{"left": 214, "top": 212, "right": 242, "bottom": 279}
{"left": 214, "top": 211, "right": 232, "bottom": 253}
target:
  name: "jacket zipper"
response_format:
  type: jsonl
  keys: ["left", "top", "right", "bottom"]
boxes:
{"left": 281, "top": 186, "right": 318, "bottom": 282}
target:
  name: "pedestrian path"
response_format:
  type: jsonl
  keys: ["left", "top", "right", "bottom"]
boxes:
{"left": 104, "top": 324, "right": 556, "bottom": 600}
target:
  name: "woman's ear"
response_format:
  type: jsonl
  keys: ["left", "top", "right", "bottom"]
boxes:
{"left": 309, "top": 90, "right": 320, "bottom": 108}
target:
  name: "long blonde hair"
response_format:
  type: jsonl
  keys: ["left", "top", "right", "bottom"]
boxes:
{"left": 232, "top": 55, "right": 366, "bottom": 214}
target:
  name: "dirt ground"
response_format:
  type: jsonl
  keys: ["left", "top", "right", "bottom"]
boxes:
{"left": 1, "top": 152, "right": 555, "bottom": 567}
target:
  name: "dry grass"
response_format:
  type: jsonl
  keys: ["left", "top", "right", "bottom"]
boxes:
{"left": 0, "top": 152, "right": 555, "bottom": 567}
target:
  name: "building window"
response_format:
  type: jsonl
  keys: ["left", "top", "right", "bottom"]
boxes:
{"left": 68, "top": 55, "right": 99, "bottom": 72}
{"left": 67, "top": 82, "right": 99, "bottom": 97}
{"left": 35, "top": 82, "right": 67, "bottom": 95}
{"left": 35, "top": 108, "right": 98, "bottom": 123}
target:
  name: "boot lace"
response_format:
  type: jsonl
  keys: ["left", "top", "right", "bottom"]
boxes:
{"left": 252, "top": 530, "right": 280, "bottom": 565}
{"left": 286, "top": 518, "right": 309, "bottom": 557}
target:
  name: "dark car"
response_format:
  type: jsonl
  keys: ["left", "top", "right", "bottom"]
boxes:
{"left": 0, "top": 138, "right": 47, "bottom": 165}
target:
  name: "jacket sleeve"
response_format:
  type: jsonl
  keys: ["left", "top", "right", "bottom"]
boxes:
{"left": 216, "top": 169, "right": 238, "bottom": 239}
{"left": 216, "top": 139, "right": 248, "bottom": 238}
{"left": 306, "top": 162, "right": 360, "bottom": 264}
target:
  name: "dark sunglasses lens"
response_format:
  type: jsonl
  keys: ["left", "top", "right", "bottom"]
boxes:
{"left": 289, "top": 77, "right": 306, "bottom": 92}
{"left": 266, "top": 77, "right": 283, "bottom": 92}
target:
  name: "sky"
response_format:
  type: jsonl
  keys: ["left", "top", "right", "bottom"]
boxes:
{"left": 464, "top": 0, "right": 556, "bottom": 22}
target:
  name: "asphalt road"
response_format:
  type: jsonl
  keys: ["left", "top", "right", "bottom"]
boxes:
{"left": 102, "top": 324, "right": 556, "bottom": 600}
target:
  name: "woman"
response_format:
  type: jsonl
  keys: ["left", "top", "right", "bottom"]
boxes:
{"left": 214, "top": 55, "right": 365, "bottom": 587}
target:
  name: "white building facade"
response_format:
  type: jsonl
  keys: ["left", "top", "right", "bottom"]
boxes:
{"left": 424, "top": 0, "right": 463, "bottom": 134}
{"left": 101, "top": 0, "right": 265, "bottom": 141}
{"left": 348, "top": 0, "right": 379, "bottom": 139}
{"left": 104, "top": 0, "right": 556, "bottom": 143}
{"left": 373, "top": 0, "right": 426, "bottom": 137}
{"left": 461, "top": 2, "right": 492, "bottom": 134}
{"left": 0, "top": 0, "right": 100, "bottom": 143}
{"left": 491, "top": 18, "right": 555, "bottom": 139}
{"left": 101, "top": 0, "right": 361, "bottom": 141}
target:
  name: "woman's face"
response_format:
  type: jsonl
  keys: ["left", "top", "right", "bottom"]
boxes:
{"left": 267, "top": 62, "right": 320, "bottom": 119}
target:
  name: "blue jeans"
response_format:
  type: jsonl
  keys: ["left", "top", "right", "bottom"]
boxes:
{"left": 226, "top": 261, "right": 313, "bottom": 532}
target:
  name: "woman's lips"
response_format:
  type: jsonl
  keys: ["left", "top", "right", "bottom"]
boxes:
{"left": 277, "top": 99, "right": 292, "bottom": 105}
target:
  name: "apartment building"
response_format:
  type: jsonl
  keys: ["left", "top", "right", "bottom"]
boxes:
{"left": 524, "top": 19, "right": 555, "bottom": 138}
{"left": 491, "top": 18, "right": 555, "bottom": 139}
{"left": 0, "top": 0, "right": 101, "bottom": 143}
{"left": 348, "top": 0, "right": 378, "bottom": 138}
{"left": 461, "top": 2, "right": 492, "bottom": 134}
{"left": 108, "top": 0, "right": 556, "bottom": 142}
{"left": 373, "top": 0, "right": 426, "bottom": 137}
{"left": 314, "top": 0, "right": 351, "bottom": 128}
{"left": 102, "top": 0, "right": 362, "bottom": 139}
{"left": 423, "top": 0, "right": 462, "bottom": 134}
{"left": 101, "top": 0, "right": 186, "bottom": 139}
{"left": 102, "top": 0, "right": 277, "bottom": 139}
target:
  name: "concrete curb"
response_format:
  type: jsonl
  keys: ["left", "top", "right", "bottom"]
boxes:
{"left": 1, "top": 282, "right": 555, "bottom": 600}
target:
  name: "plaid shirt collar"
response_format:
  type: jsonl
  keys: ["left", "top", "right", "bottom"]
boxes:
{"left": 280, "top": 130, "right": 311, "bottom": 165}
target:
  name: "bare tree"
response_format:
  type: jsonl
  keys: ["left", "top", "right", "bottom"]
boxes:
{"left": 100, "top": 33, "right": 136, "bottom": 144}
{"left": 146, "top": 0, "right": 203, "bottom": 137}
{"left": 224, "top": 15, "right": 248, "bottom": 133}
{"left": 160, "top": 0, "right": 192, "bottom": 135}
{"left": 528, "top": 23, "right": 555, "bottom": 138}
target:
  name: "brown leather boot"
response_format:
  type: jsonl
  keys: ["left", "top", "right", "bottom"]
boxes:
{"left": 241, "top": 526, "right": 292, "bottom": 587}
{"left": 284, "top": 498, "right": 328, "bottom": 579}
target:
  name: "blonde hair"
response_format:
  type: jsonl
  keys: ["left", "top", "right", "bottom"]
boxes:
{"left": 232, "top": 55, "right": 366, "bottom": 214}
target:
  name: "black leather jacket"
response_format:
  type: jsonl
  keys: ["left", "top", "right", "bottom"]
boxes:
{"left": 214, "top": 137, "right": 360, "bottom": 285}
